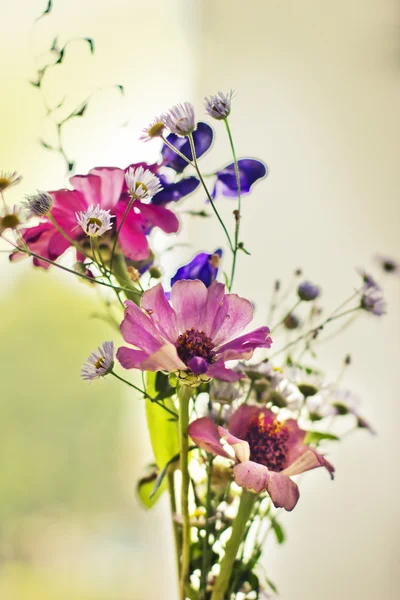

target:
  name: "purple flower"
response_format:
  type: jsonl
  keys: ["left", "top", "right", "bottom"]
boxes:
{"left": 171, "top": 249, "right": 222, "bottom": 288}
{"left": 189, "top": 406, "right": 334, "bottom": 511}
{"left": 152, "top": 175, "right": 200, "bottom": 205}
{"left": 211, "top": 159, "right": 267, "bottom": 199}
{"left": 204, "top": 90, "right": 234, "bottom": 120}
{"left": 357, "top": 268, "right": 381, "bottom": 291}
{"left": 361, "top": 287, "right": 386, "bottom": 316}
{"left": 163, "top": 102, "right": 196, "bottom": 137}
{"left": 297, "top": 281, "right": 320, "bottom": 301}
{"left": 375, "top": 254, "right": 400, "bottom": 276}
{"left": 81, "top": 341, "right": 115, "bottom": 381}
{"left": 116, "top": 280, "right": 272, "bottom": 383}
{"left": 161, "top": 122, "right": 214, "bottom": 173}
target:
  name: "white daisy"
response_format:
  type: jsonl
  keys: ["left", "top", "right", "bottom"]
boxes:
{"left": 125, "top": 166, "right": 163, "bottom": 200}
{"left": 81, "top": 341, "right": 115, "bottom": 381}
{"left": 139, "top": 115, "right": 166, "bottom": 142}
{"left": 76, "top": 205, "right": 114, "bottom": 237}
{"left": 163, "top": 102, "right": 196, "bottom": 137}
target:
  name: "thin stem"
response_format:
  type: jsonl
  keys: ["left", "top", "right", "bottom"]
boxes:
{"left": 210, "top": 490, "right": 257, "bottom": 600}
{"left": 161, "top": 136, "right": 195, "bottom": 167}
{"left": 270, "top": 298, "right": 302, "bottom": 334}
{"left": 178, "top": 384, "right": 193, "bottom": 600}
{"left": 92, "top": 238, "right": 125, "bottom": 309}
{"left": 167, "top": 470, "right": 182, "bottom": 582}
{"left": 200, "top": 455, "right": 214, "bottom": 598}
{"left": 111, "top": 371, "right": 179, "bottom": 418}
{"left": 225, "top": 118, "right": 242, "bottom": 292}
{"left": 110, "top": 196, "right": 134, "bottom": 272}
{"left": 47, "top": 213, "right": 90, "bottom": 259}
{"left": 188, "top": 133, "right": 234, "bottom": 253}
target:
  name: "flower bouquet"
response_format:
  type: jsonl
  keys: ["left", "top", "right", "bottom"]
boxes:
{"left": 0, "top": 91, "right": 392, "bottom": 599}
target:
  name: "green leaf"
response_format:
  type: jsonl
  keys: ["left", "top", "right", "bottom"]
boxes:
{"left": 85, "top": 37, "right": 95, "bottom": 53}
{"left": 137, "top": 468, "right": 166, "bottom": 509}
{"left": 304, "top": 431, "right": 340, "bottom": 445}
{"left": 73, "top": 103, "right": 88, "bottom": 117}
{"left": 265, "top": 576, "right": 279, "bottom": 594}
{"left": 145, "top": 372, "right": 179, "bottom": 469}
{"left": 270, "top": 517, "right": 285, "bottom": 544}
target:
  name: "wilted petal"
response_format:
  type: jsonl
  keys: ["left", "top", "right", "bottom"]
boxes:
{"left": 161, "top": 122, "right": 214, "bottom": 173}
{"left": 283, "top": 447, "right": 334, "bottom": 479}
{"left": 188, "top": 417, "right": 231, "bottom": 459}
{"left": 218, "top": 426, "right": 250, "bottom": 462}
{"left": 233, "top": 461, "right": 270, "bottom": 493}
{"left": 266, "top": 471, "right": 300, "bottom": 511}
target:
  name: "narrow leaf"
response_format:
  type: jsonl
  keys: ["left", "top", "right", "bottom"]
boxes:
{"left": 270, "top": 517, "right": 285, "bottom": 544}
{"left": 305, "top": 431, "right": 340, "bottom": 445}
{"left": 137, "top": 469, "right": 166, "bottom": 509}
{"left": 36, "top": 0, "right": 52, "bottom": 20}
{"left": 85, "top": 37, "right": 95, "bottom": 53}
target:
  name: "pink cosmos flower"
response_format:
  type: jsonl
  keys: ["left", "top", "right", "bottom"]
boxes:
{"left": 12, "top": 164, "right": 178, "bottom": 268}
{"left": 188, "top": 405, "right": 334, "bottom": 511}
{"left": 116, "top": 279, "right": 272, "bottom": 382}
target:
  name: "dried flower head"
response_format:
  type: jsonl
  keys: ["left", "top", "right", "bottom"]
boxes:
{"left": 125, "top": 166, "right": 163, "bottom": 201}
{"left": 76, "top": 205, "right": 114, "bottom": 237}
{"left": 204, "top": 90, "right": 234, "bottom": 120}
{"left": 163, "top": 102, "right": 196, "bottom": 137}
{"left": 361, "top": 287, "right": 386, "bottom": 316}
{"left": 23, "top": 191, "right": 53, "bottom": 217}
{"left": 81, "top": 341, "right": 115, "bottom": 381}
{"left": 0, "top": 171, "right": 22, "bottom": 192}
{"left": 139, "top": 115, "right": 166, "bottom": 142}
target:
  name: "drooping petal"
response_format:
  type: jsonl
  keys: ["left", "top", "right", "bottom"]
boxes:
{"left": 152, "top": 176, "right": 200, "bottom": 205}
{"left": 218, "top": 426, "right": 250, "bottom": 462}
{"left": 188, "top": 417, "right": 232, "bottom": 459}
{"left": 233, "top": 461, "right": 270, "bottom": 493}
{"left": 228, "top": 405, "right": 263, "bottom": 439}
{"left": 161, "top": 122, "right": 214, "bottom": 173}
{"left": 133, "top": 200, "right": 179, "bottom": 234}
{"left": 206, "top": 361, "right": 244, "bottom": 382}
{"left": 116, "top": 346, "right": 151, "bottom": 369}
{"left": 283, "top": 447, "right": 334, "bottom": 479}
{"left": 211, "top": 293, "right": 254, "bottom": 346}
{"left": 170, "top": 279, "right": 208, "bottom": 331}
{"left": 217, "top": 326, "right": 272, "bottom": 361}
{"left": 266, "top": 471, "right": 300, "bottom": 511}
{"left": 211, "top": 159, "right": 267, "bottom": 199}
{"left": 140, "top": 283, "right": 179, "bottom": 343}
{"left": 171, "top": 249, "right": 222, "bottom": 288}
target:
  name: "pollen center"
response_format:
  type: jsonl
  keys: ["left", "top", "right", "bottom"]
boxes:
{"left": 87, "top": 217, "right": 103, "bottom": 229}
{"left": 1, "top": 214, "right": 20, "bottom": 229}
{"left": 245, "top": 413, "right": 289, "bottom": 472}
{"left": 148, "top": 122, "right": 164, "bottom": 137}
{"left": 176, "top": 328, "right": 216, "bottom": 366}
{"left": 94, "top": 357, "right": 105, "bottom": 369}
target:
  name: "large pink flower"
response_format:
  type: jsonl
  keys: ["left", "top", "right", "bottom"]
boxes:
{"left": 116, "top": 280, "right": 272, "bottom": 382}
{"left": 189, "top": 405, "right": 334, "bottom": 511}
{"left": 13, "top": 164, "right": 178, "bottom": 268}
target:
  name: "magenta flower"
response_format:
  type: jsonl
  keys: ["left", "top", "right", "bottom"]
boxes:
{"left": 116, "top": 280, "right": 272, "bottom": 383}
{"left": 189, "top": 405, "right": 334, "bottom": 511}
{"left": 12, "top": 164, "right": 179, "bottom": 268}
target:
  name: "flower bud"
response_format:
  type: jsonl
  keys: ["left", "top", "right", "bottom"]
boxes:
{"left": 149, "top": 266, "right": 162, "bottom": 279}
{"left": 24, "top": 191, "right": 53, "bottom": 217}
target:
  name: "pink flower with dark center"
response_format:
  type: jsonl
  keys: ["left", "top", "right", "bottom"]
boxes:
{"left": 12, "top": 164, "right": 179, "bottom": 269}
{"left": 189, "top": 405, "right": 334, "bottom": 511}
{"left": 116, "top": 279, "right": 272, "bottom": 383}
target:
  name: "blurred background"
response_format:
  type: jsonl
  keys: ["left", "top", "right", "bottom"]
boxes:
{"left": 0, "top": 1, "right": 399, "bottom": 598}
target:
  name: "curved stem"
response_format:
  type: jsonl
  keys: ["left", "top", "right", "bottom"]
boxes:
{"left": 47, "top": 213, "right": 90, "bottom": 259}
{"left": 211, "top": 490, "right": 257, "bottom": 600}
{"left": 178, "top": 384, "right": 193, "bottom": 600}
{"left": 111, "top": 371, "right": 178, "bottom": 419}
{"left": 225, "top": 118, "right": 242, "bottom": 291}
{"left": 188, "top": 133, "right": 234, "bottom": 253}
{"left": 161, "top": 136, "right": 195, "bottom": 168}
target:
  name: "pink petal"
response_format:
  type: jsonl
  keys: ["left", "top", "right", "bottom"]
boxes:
{"left": 70, "top": 173, "right": 102, "bottom": 207}
{"left": 218, "top": 426, "right": 250, "bottom": 462}
{"left": 206, "top": 361, "right": 244, "bottom": 382}
{"left": 50, "top": 189, "right": 87, "bottom": 218}
{"left": 88, "top": 167, "right": 125, "bottom": 209}
{"left": 217, "top": 326, "right": 272, "bottom": 361}
{"left": 170, "top": 279, "right": 208, "bottom": 332}
{"left": 266, "top": 471, "right": 300, "bottom": 511}
{"left": 48, "top": 231, "right": 71, "bottom": 261}
{"left": 283, "top": 447, "right": 335, "bottom": 479}
{"left": 120, "top": 300, "right": 165, "bottom": 354}
{"left": 283, "top": 419, "right": 308, "bottom": 467}
{"left": 141, "top": 343, "right": 186, "bottom": 371}
{"left": 115, "top": 202, "right": 150, "bottom": 261}
{"left": 233, "top": 461, "right": 270, "bottom": 493}
{"left": 116, "top": 346, "right": 150, "bottom": 369}
{"left": 141, "top": 283, "right": 179, "bottom": 343}
{"left": 202, "top": 281, "right": 226, "bottom": 336}
{"left": 211, "top": 293, "right": 254, "bottom": 346}
{"left": 133, "top": 200, "right": 179, "bottom": 234}
{"left": 228, "top": 405, "right": 264, "bottom": 439}
{"left": 188, "top": 417, "right": 231, "bottom": 459}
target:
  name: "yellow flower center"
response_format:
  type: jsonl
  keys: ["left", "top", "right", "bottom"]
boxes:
{"left": 94, "top": 357, "right": 105, "bottom": 369}
{"left": 147, "top": 122, "right": 165, "bottom": 138}
{"left": 1, "top": 213, "right": 20, "bottom": 229}
{"left": 87, "top": 217, "right": 103, "bottom": 229}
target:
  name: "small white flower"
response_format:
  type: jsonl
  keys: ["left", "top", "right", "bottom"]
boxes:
{"left": 76, "top": 205, "right": 114, "bottom": 237}
{"left": 23, "top": 191, "right": 53, "bottom": 218}
{"left": 0, "top": 204, "right": 23, "bottom": 234}
{"left": 81, "top": 341, "right": 114, "bottom": 381}
{"left": 139, "top": 115, "right": 166, "bottom": 142}
{"left": 163, "top": 102, "right": 196, "bottom": 137}
{"left": 0, "top": 170, "right": 22, "bottom": 192}
{"left": 125, "top": 166, "right": 163, "bottom": 200}
{"left": 204, "top": 90, "right": 234, "bottom": 120}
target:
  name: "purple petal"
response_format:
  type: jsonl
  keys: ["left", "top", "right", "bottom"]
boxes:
{"left": 211, "top": 293, "right": 254, "bottom": 346}
{"left": 283, "top": 447, "right": 335, "bottom": 479}
{"left": 133, "top": 200, "right": 179, "bottom": 234}
{"left": 266, "top": 472, "right": 300, "bottom": 511}
{"left": 233, "top": 461, "right": 270, "bottom": 493}
{"left": 141, "top": 343, "right": 186, "bottom": 372}
{"left": 120, "top": 300, "right": 165, "bottom": 354}
{"left": 206, "top": 361, "right": 244, "bottom": 382}
{"left": 152, "top": 176, "right": 200, "bottom": 205}
{"left": 140, "top": 283, "right": 179, "bottom": 343}
{"left": 211, "top": 159, "right": 267, "bottom": 199}
{"left": 116, "top": 346, "right": 150, "bottom": 369}
{"left": 171, "top": 249, "right": 222, "bottom": 288}
{"left": 161, "top": 122, "right": 214, "bottom": 173}
{"left": 228, "top": 405, "right": 265, "bottom": 439}
{"left": 202, "top": 281, "right": 226, "bottom": 336}
{"left": 170, "top": 279, "right": 208, "bottom": 331}
{"left": 188, "top": 417, "right": 231, "bottom": 458}
{"left": 217, "top": 326, "right": 272, "bottom": 361}
{"left": 188, "top": 356, "right": 208, "bottom": 374}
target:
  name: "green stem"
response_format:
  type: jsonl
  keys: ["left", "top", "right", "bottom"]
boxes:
{"left": 178, "top": 384, "right": 193, "bottom": 600}
{"left": 270, "top": 298, "right": 302, "bottom": 334}
{"left": 110, "top": 196, "right": 134, "bottom": 272}
{"left": 167, "top": 470, "right": 182, "bottom": 582}
{"left": 188, "top": 133, "right": 234, "bottom": 253}
{"left": 111, "top": 252, "right": 142, "bottom": 306}
{"left": 48, "top": 213, "right": 90, "bottom": 259}
{"left": 200, "top": 456, "right": 214, "bottom": 598}
{"left": 225, "top": 118, "right": 242, "bottom": 292}
{"left": 211, "top": 490, "right": 257, "bottom": 600}
{"left": 161, "top": 136, "right": 195, "bottom": 167}
{"left": 110, "top": 371, "right": 178, "bottom": 419}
